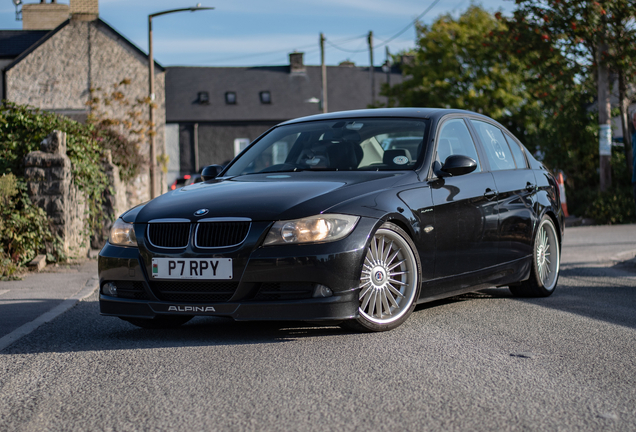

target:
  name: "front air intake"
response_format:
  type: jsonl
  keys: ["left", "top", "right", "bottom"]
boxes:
{"left": 195, "top": 221, "right": 251, "bottom": 248}
{"left": 147, "top": 221, "right": 190, "bottom": 249}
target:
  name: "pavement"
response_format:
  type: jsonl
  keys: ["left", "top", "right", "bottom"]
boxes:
{"left": 0, "top": 258, "right": 98, "bottom": 351}
{"left": 0, "top": 224, "right": 634, "bottom": 352}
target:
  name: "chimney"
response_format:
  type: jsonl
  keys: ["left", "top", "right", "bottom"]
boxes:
{"left": 70, "top": 0, "right": 98, "bottom": 21}
{"left": 22, "top": 1, "right": 70, "bottom": 30}
{"left": 289, "top": 52, "right": 305, "bottom": 74}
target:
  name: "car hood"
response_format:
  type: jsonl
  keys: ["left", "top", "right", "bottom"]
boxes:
{"left": 133, "top": 171, "right": 415, "bottom": 223}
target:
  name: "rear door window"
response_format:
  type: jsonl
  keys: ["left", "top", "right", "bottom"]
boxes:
{"left": 470, "top": 120, "right": 516, "bottom": 171}
{"left": 504, "top": 133, "right": 528, "bottom": 169}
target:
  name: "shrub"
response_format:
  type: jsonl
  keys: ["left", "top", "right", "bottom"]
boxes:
{"left": 0, "top": 103, "right": 109, "bottom": 276}
{"left": 0, "top": 179, "right": 53, "bottom": 264}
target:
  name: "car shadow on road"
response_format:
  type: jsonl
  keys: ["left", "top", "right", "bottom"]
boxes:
{"left": 413, "top": 287, "right": 513, "bottom": 312}
{"left": 3, "top": 290, "right": 515, "bottom": 355}
{"left": 0, "top": 297, "right": 364, "bottom": 355}
{"left": 3, "top": 263, "right": 634, "bottom": 355}
{"left": 509, "top": 264, "right": 636, "bottom": 330}
{"left": 411, "top": 265, "right": 636, "bottom": 331}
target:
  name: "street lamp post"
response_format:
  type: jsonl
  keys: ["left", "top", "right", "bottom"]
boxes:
{"left": 148, "top": 5, "right": 214, "bottom": 199}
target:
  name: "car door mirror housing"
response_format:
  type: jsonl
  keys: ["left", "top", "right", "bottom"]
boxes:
{"left": 200, "top": 165, "right": 224, "bottom": 181}
{"left": 440, "top": 155, "right": 477, "bottom": 177}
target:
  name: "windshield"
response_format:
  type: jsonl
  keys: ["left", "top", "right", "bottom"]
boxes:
{"left": 224, "top": 118, "right": 430, "bottom": 176}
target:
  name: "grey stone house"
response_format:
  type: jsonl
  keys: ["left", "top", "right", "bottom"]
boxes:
{"left": 165, "top": 53, "right": 404, "bottom": 180}
{"left": 1, "top": 0, "right": 166, "bottom": 205}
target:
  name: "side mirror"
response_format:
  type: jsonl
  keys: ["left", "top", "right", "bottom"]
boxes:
{"left": 438, "top": 155, "right": 477, "bottom": 177}
{"left": 200, "top": 164, "right": 224, "bottom": 181}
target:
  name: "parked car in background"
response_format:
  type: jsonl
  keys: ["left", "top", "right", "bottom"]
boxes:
{"left": 170, "top": 174, "right": 203, "bottom": 191}
{"left": 100, "top": 108, "right": 563, "bottom": 332}
{"left": 169, "top": 175, "right": 190, "bottom": 191}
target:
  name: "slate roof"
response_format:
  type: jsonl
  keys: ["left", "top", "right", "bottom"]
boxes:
{"left": 0, "top": 30, "right": 50, "bottom": 59}
{"left": 165, "top": 65, "right": 404, "bottom": 123}
{"left": 1, "top": 19, "right": 163, "bottom": 71}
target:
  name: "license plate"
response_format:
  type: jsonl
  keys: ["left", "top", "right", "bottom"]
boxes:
{"left": 151, "top": 258, "right": 233, "bottom": 280}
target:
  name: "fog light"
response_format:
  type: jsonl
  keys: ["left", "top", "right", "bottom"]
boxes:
{"left": 102, "top": 282, "right": 117, "bottom": 297}
{"left": 313, "top": 284, "right": 333, "bottom": 298}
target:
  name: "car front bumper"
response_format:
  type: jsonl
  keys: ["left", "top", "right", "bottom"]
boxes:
{"left": 98, "top": 217, "right": 378, "bottom": 321}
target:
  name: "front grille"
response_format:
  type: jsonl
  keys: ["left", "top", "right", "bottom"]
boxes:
{"left": 253, "top": 282, "right": 314, "bottom": 301}
{"left": 115, "top": 281, "right": 150, "bottom": 300}
{"left": 196, "top": 222, "right": 251, "bottom": 248}
{"left": 147, "top": 223, "right": 190, "bottom": 248}
{"left": 150, "top": 281, "right": 239, "bottom": 303}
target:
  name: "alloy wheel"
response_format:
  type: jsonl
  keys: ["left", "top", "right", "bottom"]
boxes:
{"left": 535, "top": 219, "right": 559, "bottom": 291}
{"left": 358, "top": 227, "right": 418, "bottom": 324}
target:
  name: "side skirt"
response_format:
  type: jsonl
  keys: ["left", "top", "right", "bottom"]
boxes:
{"left": 417, "top": 256, "right": 531, "bottom": 304}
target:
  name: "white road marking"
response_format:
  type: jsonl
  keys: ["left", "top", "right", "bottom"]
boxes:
{"left": 0, "top": 278, "right": 98, "bottom": 351}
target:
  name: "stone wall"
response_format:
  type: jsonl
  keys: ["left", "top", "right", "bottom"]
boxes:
{"left": 5, "top": 18, "right": 166, "bottom": 205}
{"left": 24, "top": 131, "right": 88, "bottom": 259}
{"left": 23, "top": 131, "right": 129, "bottom": 255}
{"left": 91, "top": 149, "right": 128, "bottom": 249}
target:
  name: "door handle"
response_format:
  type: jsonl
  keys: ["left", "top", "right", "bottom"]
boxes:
{"left": 484, "top": 188, "right": 497, "bottom": 200}
{"left": 526, "top": 182, "right": 536, "bottom": 192}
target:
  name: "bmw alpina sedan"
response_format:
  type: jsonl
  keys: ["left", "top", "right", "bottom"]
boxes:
{"left": 99, "top": 108, "right": 563, "bottom": 332}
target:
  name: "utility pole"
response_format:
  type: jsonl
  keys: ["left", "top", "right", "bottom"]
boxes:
{"left": 619, "top": 72, "right": 633, "bottom": 179}
{"left": 368, "top": 31, "right": 374, "bottom": 104}
{"left": 320, "top": 32, "right": 327, "bottom": 113}
{"left": 385, "top": 46, "right": 391, "bottom": 87}
{"left": 148, "top": 14, "right": 156, "bottom": 199}
{"left": 597, "top": 41, "right": 612, "bottom": 192}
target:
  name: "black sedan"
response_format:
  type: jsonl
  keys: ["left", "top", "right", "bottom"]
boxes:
{"left": 99, "top": 108, "right": 563, "bottom": 332}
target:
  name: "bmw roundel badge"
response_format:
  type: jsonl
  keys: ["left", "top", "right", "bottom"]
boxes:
{"left": 194, "top": 208, "right": 209, "bottom": 217}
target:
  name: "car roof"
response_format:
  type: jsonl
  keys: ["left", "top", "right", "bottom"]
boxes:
{"left": 278, "top": 107, "right": 486, "bottom": 126}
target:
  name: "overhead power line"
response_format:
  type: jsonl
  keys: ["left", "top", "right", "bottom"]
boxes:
{"left": 326, "top": 38, "right": 366, "bottom": 53}
{"left": 200, "top": 0, "right": 444, "bottom": 66}
{"left": 325, "top": 0, "right": 443, "bottom": 53}
{"left": 375, "top": 0, "right": 443, "bottom": 48}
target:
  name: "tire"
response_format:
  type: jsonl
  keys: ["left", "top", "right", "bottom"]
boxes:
{"left": 120, "top": 315, "right": 193, "bottom": 329}
{"left": 509, "top": 216, "right": 560, "bottom": 298}
{"left": 342, "top": 222, "right": 422, "bottom": 332}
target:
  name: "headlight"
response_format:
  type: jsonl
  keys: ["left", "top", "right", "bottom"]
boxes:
{"left": 109, "top": 218, "right": 137, "bottom": 247}
{"left": 263, "top": 214, "right": 359, "bottom": 246}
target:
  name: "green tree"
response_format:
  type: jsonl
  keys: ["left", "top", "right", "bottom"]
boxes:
{"left": 502, "top": 0, "right": 636, "bottom": 178}
{"left": 500, "top": 0, "right": 636, "bottom": 222}
{"left": 382, "top": 5, "right": 634, "bottom": 223}
{"left": 384, "top": 6, "right": 538, "bottom": 138}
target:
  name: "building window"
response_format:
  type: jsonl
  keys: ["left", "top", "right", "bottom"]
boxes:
{"left": 197, "top": 92, "right": 209, "bottom": 105}
{"left": 259, "top": 91, "right": 271, "bottom": 104}
{"left": 234, "top": 138, "right": 250, "bottom": 156}
{"left": 225, "top": 92, "right": 237, "bottom": 105}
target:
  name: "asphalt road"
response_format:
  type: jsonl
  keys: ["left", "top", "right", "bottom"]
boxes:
{"left": 1, "top": 225, "right": 635, "bottom": 431}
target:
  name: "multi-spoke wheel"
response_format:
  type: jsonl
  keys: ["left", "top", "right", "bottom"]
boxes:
{"left": 509, "top": 216, "right": 560, "bottom": 297}
{"left": 342, "top": 222, "right": 421, "bottom": 332}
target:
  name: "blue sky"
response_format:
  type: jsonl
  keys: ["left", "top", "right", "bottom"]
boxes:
{"left": 2, "top": 0, "right": 514, "bottom": 67}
